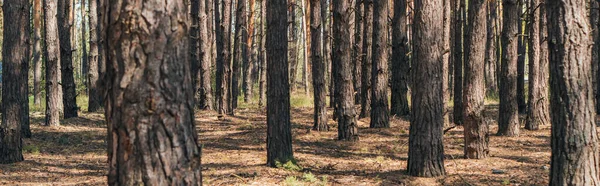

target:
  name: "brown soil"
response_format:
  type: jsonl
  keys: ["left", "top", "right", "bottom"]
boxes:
{"left": 0, "top": 104, "right": 553, "bottom": 185}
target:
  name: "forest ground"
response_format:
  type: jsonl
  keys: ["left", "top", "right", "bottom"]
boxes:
{"left": 0, "top": 95, "right": 556, "bottom": 185}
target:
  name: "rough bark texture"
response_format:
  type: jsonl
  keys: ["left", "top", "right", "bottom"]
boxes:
{"left": 44, "top": 0, "right": 61, "bottom": 126}
{"left": 258, "top": 0, "right": 267, "bottom": 106}
{"left": 266, "top": 0, "right": 294, "bottom": 166}
{"left": 87, "top": 0, "right": 100, "bottom": 112}
{"left": 216, "top": 0, "right": 233, "bottom": 115}
{"left": 370, "top": 0, "right": 389, "bottom": 128}
{"left": 81, "top": 0, "right": 88, "bottom": 92}
{"left": 497, "top": 0, "right": 520, "bottom": 136}
{"left": 323, "top": 0, "right": 333, "bottom": 109}
{"left": 232, "top": 0, "right": 248, "bottom": 109}
{"left": 484, "top": 0, "right": 498, "bottom": 96}
{"left": 105, "top": 1, "right": 202, "bottom": 184}
{"left": 525, "top": 0, "right": 549, "bottom": 130}
{"left": 58, "top": 0, "right": 78, "bottom": 119}
{"left": 391, "top": 0, "right": 410, "bottom": 117}
{"left": 33, "top": 0, "right": 43, "bottom": 106}
{"left": 333, "top": 0, "right": 359, "bottom": 141}
{"left": 516, "top": 1, "right": 526, "bottom": 114}
{"left": 310, "top": 0, "right": 328, "bottom": 131}
{"left": 407, "top": 0, "right": 446, "bottom": 176}
{"left": 593, "top": 1, "right": 600, "bottom": 115}
{"left": 359, "top": 0, "right": 373, "bottom": 118}
{"left": 462, "top": 0, "right": 489, "bottom": 159}
{"left": 192, "top": 0, "right": 214, "bottom": 110}
{"left": 352, "top": 0, "right": 363, "bottom": 104}
{"left": 288, "top": 0, "right": 299, "bottom": 92}
{"left": 547, "top": 0, "right": 600, "bottom": 184}
{"left": 452, "top": 0, "right": 464, "bottom": 125}
{"left": 243, "top": 0, "right": 256, "bottom": 103}
{"left": 0, "top": 0, "right": 29, "bottom": 163}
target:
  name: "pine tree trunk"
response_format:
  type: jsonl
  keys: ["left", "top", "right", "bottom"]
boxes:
{"left": 497, "top": 0, "right": 520, "bottom": 136}
{"left": 463, "top": 0, "right": 489, "bottom": 159}
{"left": 370, "top": 0, "right": 389, "bottom": 128}
{"left": 192, "top": 0, "right": 214, "bottom": 110}
{"left": 32, "top": 0, "right": 43, "bottom": 106}
{"left": 547, "top": 0, "right": 600, "bottom": 183}
{"left": 288, "top": 0, "right": 299, "bottom": 92}
{"left": 333, "top": 0, "right": 359, "bottom": 141}
{"left": 216, "top": 0, "right": 233, "bottom": 116}
{"left": 359, "top": 0, "right": 373, "bottom": 118}
{"left": 243, "top": 0, "right": 256, "bottom": 103}
{"left": 484, "top": 0, "right": 498, "bottom": 96}
{"left": 58, "top": 0, "right": 78, "bottom": 119}
{"left": 391, "top": 0, "right": 410, "bottom": 117}
{"left": 408, "top": 0, "right": 446, "bottom": 176}
{"left": 592, "top": 1, "right": 600, "bottom": 115}
{"left": 524, "top": 0, "right": 549, "bottom": 130}
{"left": 87, "top": 0, "right": 100, "bottom": 112}
{"left": 258, "top": 0, "right": 267, "bottom": 106}
{"left": 233, "top": 0, "right": 248, "bottom": 110}
{"left": 310, "top": 0, "right": 328, "bottom": 131}
{"left": 453, "top": 0, "right": 464, "bottom": 125}
{"left": 44, "top": 0, "right": 61, "bottom": 126}
{"left": 81, "top": 0, "right": 88, "bottom": 93}
{"left": 516, "top": 0, "right": 527, "bottom": 114}
{"left": 352, "top": 0, "right": 363, "bottom": 104}
{"left": 105, "top": 1, "right": 202, "bottom": 184}
{"left": 266, "top": 0, "right": 294, "bottom": 166}
{"left": 323, "top": 0, "right": 333, "bottom": 108}
{"left": 0, "top": 0, "right": 29, "bottom": 163}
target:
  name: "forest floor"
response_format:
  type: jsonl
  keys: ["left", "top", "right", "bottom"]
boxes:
{"left": 0, "top": 97, "right": 556, "bottom": 185}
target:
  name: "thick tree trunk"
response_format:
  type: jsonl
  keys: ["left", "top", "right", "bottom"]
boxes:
{"left": 408, "top": 0, "right": 446, "bottom": 176}
{"left": 497, "top": 0, "right": 520, "bottom": 136}
{"left": 87, "top": 0, "right": 100, "bottom": 112}
{"left": 353, "top": 0, "right": 363, "bottom": 104}
{"left": 266, "top": 0, "right": 294, "bottom": 166}
{"left": 58, "top": 0, "right": 78, "bottom": 119}
{"left": 33, "top": 0, "right": 43, "bottom": 106}
{"left": 105, "top": 1, "right": 202, "bottom": 184}
{"left": 463, "top": 0, "right": 489, "bottom": 159}
{"left": 333, "top": 0, "right": 359, "bottom": 141}
{"left": 484, "top": 0, "right": 498, "bottom": 96}
{"left": 593, "top": 1, "right": 600, "bottom": 115}
{"left": 258, "top": 0, "right": 267, "bottom": 106}
{"left": 391, "top": 0, "right": 410, "bottom": 117}
{"left": 44, "top": 0, "right": 61, "bottom": 126}
{"left": 516, "top": 1, "right": 527, "bottom": 114}
{"left": 192, "top": 0, "right": 214, "bottom": 110}
{"left": 310, "top": 0, "right": 328, "bottom": 131}
{"left": 216, "top": 0, "right": 233, "bottom": 115}
{"left": 525, "top": 0, "right": 549, "bottom": 130}
{"left": 370, "top": 0, "right": 389, "bottom": 128}
{"left": 0, "top": 0, "right": 29, "bottom": 163}
{"left": 359, "top": 0, "right": 373, "bottom": 118}
{"left": 547, "top": 0, "right": 600, "bottom": 184}
{"left": 453, "top": 0, "right": 464, "bottom": 125}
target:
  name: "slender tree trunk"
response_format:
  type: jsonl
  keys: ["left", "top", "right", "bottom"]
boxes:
{"left": 81, "top": 0, "right": 88, "bottom": 93}
{"left": 391, "top": 0, "right": 410, "bottom": 117}
{"left": 244, "top": 0, "right": 256, "bottom": 103}
{"left": 333, "top": 0, "right": 359, "bottom": 141}
{"left": 463, "top": 0, "right": 489, "bottom": 159}
{"left": 44, "top": 0, "right": 61, "bottom": 126}
{"left": 524, "top": 0, "right": 549, "bottom": 130}
{"left": 288, "top": 0, "right": 299, "bottom": 92}
{"left": 0, "top": 0, "right": 29, "bottom": 163}
{"left": 216, "top": 0, "right": 233, "bottom": 116}
{"left": 33, "top": 0, "right": 43, "bottom": 106}
{"left": 302, "top": 0, "right": 310, "bottom": 96}
{"left": 359, "top": 0, "right": 373, "bottom": 118}
{"left": 442, "top": 0, "right": 451, "bottom": 126}
{"left": 310, "top": 0, "right": 328, "bottom": 131}
{"left": 370, "top": 0, "right": 389, "bottom": 128}
{"left": 353, "top": 0, "right": 363, "bottom": 105}
{"left": 323, "top": 0, "right": 333, "bottom": 108}
{"left": 547, "top": 0, "right": 600, "bottom": 183}
{"left": 58, "top": 0, "right": 78, "bottom": 118}
{"left": 233, "top": 0, "right": 247, "bottom": 110}
{"left": 516, "top": 0, "right": 527, "bottom": 114}
{"left": 592, "top": 1, "right": 600, "bottom": 115}
{"left": 258, "top": 0, "right": 267, "bottom": 106}
{"left": 105, "top": 1, "right": 202, "bottom": 184}
{"left": 87, "top": 0, "right": 100, "bottom": 112}
{"left": 407, "top": 0, "right": 446, "bottom": 176}
{"left": 201, "top": 0, "right": 214, "bottom": 110}
{"left": 266, "top": 0, "right": 294, "bottom": 166}
{"left": 453, "top": 0, "right": 464, "bottom": 125}
{"left": 497, "top": 0, "right": 520, "bottom": 136}
{"left": 484, "top": 0, "right": 498, "bottom": 96}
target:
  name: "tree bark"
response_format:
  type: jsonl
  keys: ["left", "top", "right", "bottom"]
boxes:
{"left": 497, "top": 0, "right": 520, "bottom": 136}
{"left": 244, "top": 0, "right": 256, "bottom": 103}
{"left": 352, "top": 0, "right": 363, "bottom": 104}
{"left": 266, "top": 0, "right": 295, "bottom": 166}
{"left": 310, "top": 0, "right": 328, "bottom": 131}
{"left": 453, "top": 0, "right": 464, "bottom": 125}
{"left": 391, "top": 0, "right": 410, "bottom": 117}
{"left": 192, "top": 0, "right": 214, "bottom": 110}
{"left": 525, "top": 0, "right": 549, "bottom": 130}
{"left": 44, "top": 0, "right": 61, "bottom": 126}
{"left": 516, "top": 0, "right": 527, "bottom": 114}
{"left": 463, "top": 0, "right": 489, "bottom": 159}
{"left": 407, "top": 0, "right": 446, "bottom": 176}
{"left": 359, "top": 0, "right": 373, "bottom": 118}
{"left": 333, "top": 0, "right": 359, "bottom": 141}
{"left": 484, "top": 0, "right": 498, "bottom": 96}
{"left": 258, "top": 0, "right": 267, "bottom": 106}
{"left": 0, "top": 0, "right": 29, "bottom": 163}
{"left": 87, "top": 0, "right": 100, "bottom": 112}
{"left": 233, "top": 0, "right": 248, "bottom": 110}
{"left": 547, "top": 0, "right": 600, "bottom": 183}
{"left": 58, "top": 0, "right": 78, "bottom": 119}
{"left": 216, "top": 0, "right": 234, "bottom": 115}
{"left": 32, "top": 0, "right": 43, "bottom": 106}
{"left": 370, "top": 0, "right": 389, "bottom": 128}
{"left": 323, "top": 0, "right": 333, "bottom": 108}
{"left": 592, "top": 1, "right": 600, "bottom": 115}
{"left": 288, "top": 0, "right": 299, "bottom": 92}
{"left": 81, "top": 0, "right": 88, "bottom": 93}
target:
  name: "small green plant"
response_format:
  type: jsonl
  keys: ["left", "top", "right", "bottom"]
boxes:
{"left": 275, "top": 160, "right": 303, "bottom": 172}
{"left": 320, "top": 175, "right": 329, "bottom": 186}
{"left": 501, "top": 179, "right": 511, "bottom": 185}
{"left": 22, "top": 145, "right": 40, "bottom": 155}
{"left": 283, "top": 176, "right": 302, "bottom": 186}
{"left": 302, "top": 172, "right": 318, "bottom": 183}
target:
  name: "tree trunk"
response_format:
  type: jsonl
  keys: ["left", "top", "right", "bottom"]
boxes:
{"left": 524, "top": 0, "right": 549, "bottom": 130}
{"left": 453, "top": 0, "right": 464, "bottom": 125}
{"left": 58, "top": 0, "right": 78, "bottom": 119}
{"left": 323, "top": 0, "right": 333, "bottom": 108}
{"left": 484, "top": 0, "right": 498, "bottom": 96}
{"left": 547, "top": 0, "right": 600, "bottom": 183}
{"left": 353, "top": 0, "right": 363, "bottom": 104}
{"left": 258, "top": 0, "right": 267, "bottom": 106}
{"left": 81, "top": 0, "right": 88, "bottom": 93}
{"left": 87, "top": 0, "right": 100, "bottom": 112}
{"left": 359, "top": 0, "right": 373, "bottom": 118}
{"left": 0, "top": 0, "right": 29, "bottom": 163}
{"left": 592, "top": 1, "right": 600, "bottom": 115}
{"left": 44, "top": 0, "right": 61, "bottom": 126}
{"left": 216, "top": 0, "right": 233, "bottom": 116}
{"left": 391, "top": 0, "right": 410, "bottom": 117}
{"left": 443, "top": 0, "right": 451, "bottom": 126}
{"left": 516, "top": 1, "right": 526, "bottom": 114}
{"left": 407, "top": 0, "right": 446, "bottom": 176}
{"left": 233, "top": 0, "right": 248, "bottom": 110}
{"left": 333, "top": 0, "right": 359, "bottom": 141}
{"left": 192, "top": 0, "right": 214, "bottom": 110}
{"left": 288, "top": 0, "right": 299, "bottom": 92}
{"left": 32, "top": 0, "right": 43, "bottom": 106}
{"left": 463, "top": 0, "right": 489, "bottom": 159}
{"left": 310, "top": 0, "right": 328, "bottom": 131}
{"left": 266, "top": 0, "right": 294, "bottom": 166}
{"left": 105, "top": 1, "right": 202, "bottom": 184}
{"left": 497, "top": 0, "right": 520, "bottom": 136}
{"left": 244, "top": 0, "right": 256, "bottom": 103}
{"left": 370, "top": 0, "right": 389, "bottom": 128}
